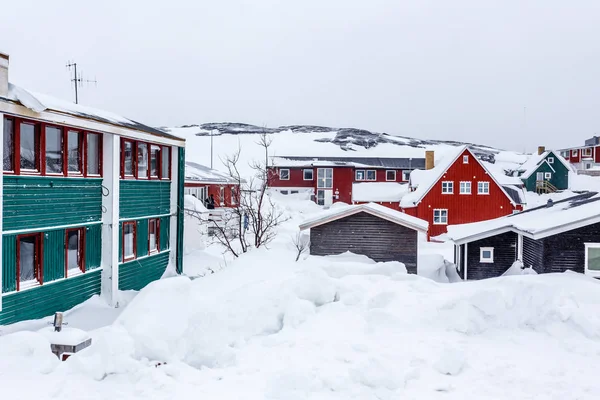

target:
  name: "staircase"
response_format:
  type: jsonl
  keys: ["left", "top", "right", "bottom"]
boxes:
{"left": 535, "top": 180, "right": 558, "bottom": 194}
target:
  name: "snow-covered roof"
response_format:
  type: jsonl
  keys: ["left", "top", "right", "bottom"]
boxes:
{"left": 271, "top": 156, "right": 425, "bottom": 169}
{"left": 185, "top": 161, "right": 240, "bottom": 184}
{"left": 517, "top": 151, "right": 573, "bottom": 179}
{"left": 351, "top": 182, "right": 409, "bottom": 202}
{"left": 2, "top": 83, "right": 182, "bottom": 142}
{"left": 441, "top": 191, "right": 600, "bottom": 244}
{"left": 299, "top": 202, "right": 428, "bottom": 232}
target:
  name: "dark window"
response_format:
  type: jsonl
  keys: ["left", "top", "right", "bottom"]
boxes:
{"left": 66, "top": 229, "right": 84, "bottom": 275}
{"left": 366, "top": 170, "right": 376, "bottom": 181}
{"left": 3, "top": 117, "right": 14, "bottom": 171}
{"left": 20, "top": 122, "right": 40, "bottom": 171}
{"left": 17, "top": 234, "right": 42, "bottom": 290}
{"left": 67, "top": 130, "right": 82, "bottom": 173}
{"left": 303, "top": 169, "right": 313, "bottom": 180}
{"left": 121, "top": 140, "right": 169, "bottom": 180}
{"left": 150, "top": 145, "right": 160, "bottom": 177}
{"left": 279, "top": 169, "right": 290, "bottom": 180}
{"left": 123, "top": 222, "right": 136, "bottom": 261}
{"left": 86, "top": 132, "right": 100, "bottom": 175}
{"left": 123, "top": 140, "right": 134, "bottom": 176}
{"left": 161, "top": 146, "right": 170, "bottom": 179}
{"left": 386, "top": 170, "right": 396, "bottom": 181}
{"left": 355, "top": 170, "right": 365, "bottom": 180}
{"left": 137, "top": 143, "right": 148, "bottom": 178}
{"left": 148, "top": 219, "right": 159, "bottom": 253}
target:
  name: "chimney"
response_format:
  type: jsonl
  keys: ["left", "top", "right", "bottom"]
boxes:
{"left": 425, "top": 150, "right": 434, "bottom": 170}
{"left": 0, "top": 52, "right": 8, "bottom": 98}
{"left": 537, "top": 146, "right": 546, "bottom": 155}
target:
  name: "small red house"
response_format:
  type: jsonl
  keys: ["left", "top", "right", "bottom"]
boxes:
{"left": 558, "top": 136, "right": 600, "bottom": 173}
{"left": 267, "top": 156, "right": 425, "bottom": 207}
{"left": 399, "top": 146, "right": 525, "bottom": 239}
{"left": 184, "top": 161, "right": 240, "bottom": 208}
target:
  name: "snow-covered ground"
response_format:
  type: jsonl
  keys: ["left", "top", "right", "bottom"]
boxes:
{"left": 2, "top": 194, "right": 600, "bottom": 399}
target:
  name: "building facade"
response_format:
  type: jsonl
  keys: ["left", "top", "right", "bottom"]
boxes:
{"left": 0, "top": 53, "right": 186, "bottom": 325}
{"left": 517, "top": 147, "right": 571, "bottom": 193}
{"left": 558, "top": 136, "right": 600, "bottom": 172}
{"left": 184, "top": 161, "right": 240, "bottom": 208}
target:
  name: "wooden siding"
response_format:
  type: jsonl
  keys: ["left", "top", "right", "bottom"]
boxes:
{"left": 85, "top": 224, "right": 102, "bottom": 270}
{"left": 522, "top": 236, "right": 544, "bottom": 272}
{"left": 136, "top": 219, "right": 149, "bottom": 258}
{"left": 465, "top": 232, "right": 518, "bottom": 280}
{"left": 119, "top": 180, "right": 170, "bottom": 219}
{"left": 43, "top": 229, "right": 66, "bottom": 283}
{"left": 3, "top": 176, "right": 102, "bottom": 231}
{"left": 541, "top": 223, "right": 600, "bottom": 274}
{"left": 2, "top": 235, "right": 16, "bottom": 293}
{"left": 309, "top": 212, "right": 419, "bottom": 273}
{"left": 0, "top": 269, "right": 101, "bottom": 326}
{"left": 118, "top": 251, "right": 170, "bottom": 291}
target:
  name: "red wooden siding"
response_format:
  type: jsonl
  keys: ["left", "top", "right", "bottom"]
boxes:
{"left": 596, "top": 146, "right": 600, "bottom": 163}
{"left": 401, "top": 149, "right": 521, "bottom": 239}
{"left": 185, "top": 182, "right": 240, "bottom": 208}
{"left": 267, "top": 167, "right": 314, "bottom": 188}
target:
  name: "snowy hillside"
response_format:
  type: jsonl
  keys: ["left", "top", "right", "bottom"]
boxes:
{"left": 164, "top": 123, "right": 529, "bottom": 179}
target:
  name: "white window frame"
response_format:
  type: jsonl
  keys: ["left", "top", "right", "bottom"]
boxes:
{"left": 583, "top": 148, "right": 593, "bottom": 157}
{"left": 480, "top": 247, "right": 494, "bottom": 263}
{"left": 572, "top": 149, "right": 578, "bottom": 157}
{"left": 584, "top": 243, "right": 600, "bottom": 277}
{"left": 544, "top": 172, "right": 552, "bottom": 179}
{"left": 402, "top": 170, "right": 410, "bottom": 181}
{"left": 463, "top": 155, "right": 469, "bottom": 164}
{"left": 547, "top": 157, "right": 554, "bottom": 164}
{"left": 585, "top": 162, "right": 593, "bottom": 170}
{"left": 459, "top": 181, "right": 471, "bottom": 194}
{"left": 433, "top": 209, "right": 448, "bottom": 225}
{"left": 385, "top": 170, "right": 396, "bottom": 181}
{"left": 366, "top": 170, "right": 376, "bottom": 181}
{"left": 279, "top": 168, "right": 290, "bottom": 180}
{"left": 478, "top": 181, "right": 490, "bottom": 195}
{"left": 355, "top": 170, "right": 365, "bottom": 181}
{"left": 441, "top": 181, "right": 453, "bottom": 194}
{"left": 303, "top": 169, "right": 313, "bottom": 181}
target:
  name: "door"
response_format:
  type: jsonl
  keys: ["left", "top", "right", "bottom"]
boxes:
{"left": 317, "top": 168, "right": 333, "bottom": 205}
{"left": 536, "top": 172, "right": 544, "bottom": 182}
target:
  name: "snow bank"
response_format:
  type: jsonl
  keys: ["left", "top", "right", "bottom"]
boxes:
{"left": 418, "top": 254, "right": 462, "bottom": 283}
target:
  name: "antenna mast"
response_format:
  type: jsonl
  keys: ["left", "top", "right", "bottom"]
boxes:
{"left": 66, "top": 61, "right": 97, "bottom": 104}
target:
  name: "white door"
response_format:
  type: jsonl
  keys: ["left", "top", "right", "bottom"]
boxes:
{"left": 536, "top": 172, "right": 544, "bottom": 182}
{"left": 317, "top": 168, "right": 333, "bottom": 205}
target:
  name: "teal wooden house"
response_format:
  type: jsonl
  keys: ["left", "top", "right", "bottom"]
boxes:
{"left": 0, "top": 52, "right": 185, "bottom": 325}
{"left": 517, "top": 147, "right": 572, "bottom": 193}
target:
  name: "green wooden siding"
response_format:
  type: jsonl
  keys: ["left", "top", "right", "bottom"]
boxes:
{"left": 43, "top": 230, "right": 66, "bottom": 283}
{"left": 2, "top": 235, "right": 16, "bottom": 293}
{"left": 3, "top": 176, "right": 102, "bottom": 231}
{"left": 85, "top": 224, "right": 102, "bottom": 270}
{"left": 119, "top": 180, "right": 171, "bottom": 219}
{"left": 521, "top": 151, "right": 570, "bottom": 192}
{"left": 118, "top": 251, "right": 170, "bottom": 291}
{"left": 160, "top": 216, "right": 170, "bottom": 251}
{"left": 176, "top": 147, "right": 185, "bottom": 274}
{"left": 136, "top": 219, "right": 149, "bottom": 258}
{"left": 0, "top": 269, "right": 101, "bottom": 326}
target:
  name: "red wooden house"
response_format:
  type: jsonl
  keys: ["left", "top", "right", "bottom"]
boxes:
{"left": 267, "top": 156, "right": 425, "bottom": 207}
{"left": 558, "top": 136, "right": 600, "bottom": 173}
{"left": 399, "top": 146, "right": 526, "bottom": 239}
{"left": 184, "top": 161, "right": 240, "bottom": 208}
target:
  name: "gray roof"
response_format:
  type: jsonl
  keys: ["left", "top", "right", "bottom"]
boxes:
{"left": 502, "top": 185, "right": 526, "bottom": 205}
{"left": 276, "top": 156, "right": 425, "bottom": 169}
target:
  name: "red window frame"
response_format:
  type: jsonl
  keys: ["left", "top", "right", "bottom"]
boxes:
{"left": 3, "top": 116, "right": 15, "bottom": 172}
{"left": 3, "top": 116, "right": 103, "bottom": 177}
{"left": 120, "top": 138, "right": 171, "bottom": 180}
{"left": 65, "top": 228, "right": 86, "bottom": 277}
{"left": 16, "top": 233, "right": 43, "bottom": 291}
{"left": 122, "top": 221, "right": 137, "bottom": 262}
{"left": 148, "top": 218, "right": 160, "bottom": 254}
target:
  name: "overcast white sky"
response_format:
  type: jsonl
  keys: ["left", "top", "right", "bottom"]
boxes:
{"left": 1, "top": 0, "right": 599, "bottom": 151}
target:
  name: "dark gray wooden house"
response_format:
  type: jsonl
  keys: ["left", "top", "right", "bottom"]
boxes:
{"left": 442, "top": 192, "right": 600, "bottom": 280}
{"left": 299, "top": 203, "right": 428, "bottom": 273}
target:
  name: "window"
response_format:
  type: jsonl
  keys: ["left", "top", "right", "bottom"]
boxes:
{"left": 386, "top": 170, "right": 396, "bottom": 181}
{"left": 281, "top": 190, "right": 289, "bottom": 195}
{"left": 67, "top": 130, "right": 82, "bottom": 173}
{"left": 86, "top": 132, "right": 101, "bottom": 176}
{"left": 291, "top": 190, "right": 298, "bottom": 194}
{"left": 231, "top": 186, "right": 237, "bottom": 205}
{"left": 355, "top": 170, "right": 365, "bottom": 180}
{"left": 433, "top": 209, "right": 448, "bottom": 225}
{"left": 586, "top": 163, "right": 593, "bottom": 170}
{"left": 366, "top": 170, "right": 376, "bottom": 181}
{"left": 3, "top": 117, "right": 14, "bottom": 171}
{"left": 463, "top": 155, "right": 469, "bottom": 164}
{"left": 45, "top": 126, "right": 63, "bottom": 174}
{"left": 547, "top": 156, "right": 554, "bottom": 164}
{"left": 150, "top": 145, "right": 160, "bottom": 178}
{"left": 572, "top": 149, "right": 578, "bottom": 157}
{"left": 66, "top": 229, "right": 84, "bottom": 276}
{"left": 123, "top": 222, "right": 136, "bottom": 261}
{"left": 585, "top": 243, "right": 600, "bottom": 277}
{"left": 460, "top": 181, "right": 471, "bottom": 194}
{"left": 161, "top": 146, "right": 170, "bottom": 179}
{"left": 148, "top": 219, "right": 159, "bottom": 254}
{"left": 123, "top": 140, "right": 134, "bottom": 176}
{"left": 480, "top": 247, "right": 494, "bottom": 263}
{"left": 137, "top": 143, "right": 148, "bottom": 178}
{"left": 20, "top": 122, "right": 40, "bottom": 172}
{"left": 219, "top": 186, "right": 225, "bottom": 205}
{"left": 441, "top": 181, "right": 453, "bottom": 194}
{"left": 402, "top": 170, "right": 410, "bottom": 181}
{"left": 317, "top": 168, "right": 333, "bottom": 188}
{"left": 303, "top": 169, "right": 313, "bottom": 180}
{"left": 17, "top": 234, "right": 42, "bottom": 290}
{"left": 478, "top": 181, "right": 490, "bottom": 194}
{"left": 279, "top": 169, "right": 290, "bottom": 180}
{"left": 583, "top": 148, "right": 593, "bottom": 157}
{"left": 544, "top": 172, "right": 552, "bottom": 179}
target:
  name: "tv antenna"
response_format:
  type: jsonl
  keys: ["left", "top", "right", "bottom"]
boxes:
{"left": 66, "top": 61, "right": 97, "bottom": 104}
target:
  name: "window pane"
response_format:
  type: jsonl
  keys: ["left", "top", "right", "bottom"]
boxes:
{"left": 124, "top": 224, "right": 135, "bottom": 258}
{"left": 149, "top": 220, "right": 157, "bottom": 251}
{"left": 20, "top": 123, "right": 39, "bottom": 171}
{"left": 124, "top": 141, "right": 134, "bottom": 175}
{"left": 589, "top": 248, "right": 600, "bottom": 271}
{"left": 67, "top": 230, "right": 81, "bottom": 272}
{"left": 150, "top": 145, "right": 160, "bottom": 177}
{"left": 45, "top": 126, "right": 63, "bottom": 174}
{"left": 161, "top": 146, "right": 170, "bottom": 178}
{"left": 482, "top": 250, "right": 491, "bottom": 259}
{"left": 87, "top": 133, "right": 100, "bottom": 175}
{"left": 19, "top": 236, "right": 37, "bottom": 282}
{"left": 68, "top": 130, "right": 81, "bottom": 172}
{"left": 3, "top": 118, "right": 14, "bottom": 171}
{"left": 138, "top": 143, "right": 148, "bottom": 178}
